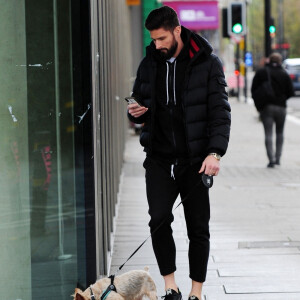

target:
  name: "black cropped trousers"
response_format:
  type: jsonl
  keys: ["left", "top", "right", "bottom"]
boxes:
{"left": 143, "top": 157, "right": 210, "bottom": 283}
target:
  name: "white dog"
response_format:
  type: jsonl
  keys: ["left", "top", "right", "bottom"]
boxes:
{"left": 73, "top": 267, "right": 157, "bottom": 300}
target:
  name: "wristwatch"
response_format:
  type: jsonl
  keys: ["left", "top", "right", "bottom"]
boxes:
{"left": 209, "top": 153, "right": 221, "bottom": 161}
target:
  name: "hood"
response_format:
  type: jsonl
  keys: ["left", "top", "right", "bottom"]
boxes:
{"left": 146, "top": 26, "right": 213, "bottom": 63}
{"left": 266, "top": 62, "right": 282, "bottom": 69}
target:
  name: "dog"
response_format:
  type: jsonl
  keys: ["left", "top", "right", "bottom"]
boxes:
{"left": 73, "top": 267, "right": 157, "bottom": 300}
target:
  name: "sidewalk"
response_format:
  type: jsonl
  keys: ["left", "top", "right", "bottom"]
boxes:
{"left": 110, "top": 98, "right": 300, "bottom": 300}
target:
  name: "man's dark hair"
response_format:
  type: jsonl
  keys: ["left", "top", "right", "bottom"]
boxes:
{"left": 269, "top": 52, "right": 282, "bottom": 65}
{"left": 145, "top": 6, "right": 180, "bottom": 31}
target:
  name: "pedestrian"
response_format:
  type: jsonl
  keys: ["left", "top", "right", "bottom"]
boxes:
{"left": 251, "top": 52, "right": 294, "bottom": 168}
{"left": 127, "top": 6, "right": 231, "bottom": 300}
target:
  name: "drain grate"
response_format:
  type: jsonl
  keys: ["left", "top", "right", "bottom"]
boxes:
{"left": 239, "top": 241, "right": 300, "bottom": 249}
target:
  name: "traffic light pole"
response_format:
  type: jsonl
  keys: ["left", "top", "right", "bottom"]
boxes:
{"left": 244, "top": 34, "right": 247, "bottom": 101}
{"left": 265, "top": 0, "right": 271, "bottom": 57}
{"left": 236, "top": 42, "right": 240, "bottom": 101}
{"left": 228, "top": 2, "right": 247, "bottom": 102}
{"left": 243, "top": 0, "right": 249, "bottom": 102}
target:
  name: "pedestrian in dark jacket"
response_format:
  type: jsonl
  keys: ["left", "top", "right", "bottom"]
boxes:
{"left": 251, "top": 52, "right": 294, "bottom": 168}
{"left": 127, "top": 6, "right": 231, "bottom": 300}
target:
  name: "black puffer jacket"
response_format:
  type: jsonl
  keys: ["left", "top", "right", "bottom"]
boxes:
{"left": 128, "top": 26, "right": 231, "bottom": 164}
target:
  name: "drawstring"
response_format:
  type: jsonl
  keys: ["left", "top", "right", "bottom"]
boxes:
{"left": 173, "top": 60, "right": 177, "bottom": 105}
{"left": 171, "top": 164, "right": 175, "bottom": 180}
{"left": 166, "top": 62, "right": 169, "bottom": 105}
{"left": 166, "top": 59, "right": 177, "bottom": 105}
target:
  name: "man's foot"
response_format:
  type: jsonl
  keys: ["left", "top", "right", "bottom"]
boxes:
{"left": 188, "top": 296, "right": 200, "bottom": 300}
{"left": 162, "top": 288, "right": 183, "bottom": 300}
{"left": 267, "top": 162, "right": 275, "bottom": 168}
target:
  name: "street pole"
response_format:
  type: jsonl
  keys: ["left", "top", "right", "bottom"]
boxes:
{"left": 244, "top": 0, "right": 250, "bottom": 102}
{"left": 265, "top": 0, "right": 271, "bottom": 57}
{"left": 236, "top": 42, "right": 240, "bottom": 101}
{"left": 278, "top": 0, "right": 285, "bottom": 58}
{"left": 244, "top": 34, "right": 247, "bottom": 101}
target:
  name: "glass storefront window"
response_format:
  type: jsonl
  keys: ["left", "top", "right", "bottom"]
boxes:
{"left": 0, "top": 0, "right": 85, "bottom": 298}
{"left": 0, "top": 0, "right": 133, "bottom": 297}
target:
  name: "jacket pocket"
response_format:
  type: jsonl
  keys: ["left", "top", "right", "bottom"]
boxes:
{"left": 217, "top": 77, "right": 228, "bottom": 87}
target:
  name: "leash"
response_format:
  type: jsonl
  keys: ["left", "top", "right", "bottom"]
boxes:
{"left": 90, "top": 174, "right": 213, "bottom": 298}
{"left": 112, "top": 173, "right": 213, "bottom": 276}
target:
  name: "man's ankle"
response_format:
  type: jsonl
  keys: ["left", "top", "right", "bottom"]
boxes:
{"left": 190, "top": 279, "right": 203, "bottom": 299}
{"left": 189, "top": 288, "right": 202, "bottom": 298}
{"left": 165, "top": 286, "right": 179, "bottom": 293}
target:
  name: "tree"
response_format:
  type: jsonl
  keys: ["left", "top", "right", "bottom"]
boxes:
{"left": 280, "top": 0, "right": 300, "bottom": 58}
{"left": 247, "top": 0, "right": 264, "bottom": 68}
{"left": 248, "top": 0, "right": 300, "bottom": 66}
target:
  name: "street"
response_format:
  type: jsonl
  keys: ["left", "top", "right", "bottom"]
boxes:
{"left": 288, "top": 95, "right": 300, "bottom": 118}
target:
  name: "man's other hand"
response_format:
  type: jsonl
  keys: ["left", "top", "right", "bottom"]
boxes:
{"left": 128, "top": 103, "right": 148, "bottom": 118}
{"left": 199, "top": 155, "right": 220, "bottom": 176}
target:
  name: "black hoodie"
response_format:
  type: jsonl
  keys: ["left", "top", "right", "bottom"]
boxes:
{"left": 151, "top": 28, "right": 191, "bottom": 161}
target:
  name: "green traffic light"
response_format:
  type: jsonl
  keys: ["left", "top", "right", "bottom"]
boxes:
{"left": 269, "top": 25, "right": 276, "bottom": 34}
{"left": 232, "top": 23, "right": 243, "bottom": 34}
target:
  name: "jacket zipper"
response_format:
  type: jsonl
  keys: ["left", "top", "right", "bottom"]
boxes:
{"left": 148, "top": 61, "right": 157, "bottom": 155}
{"left": 167, "top": 60, "right": 177, "bottom": 157}
{"left": 181, "top": 68, "right": 192, "bottom": 163}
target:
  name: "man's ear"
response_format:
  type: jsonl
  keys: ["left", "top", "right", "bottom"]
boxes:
{"left": 173, "top": 25, "right": 181, "bottom": 37}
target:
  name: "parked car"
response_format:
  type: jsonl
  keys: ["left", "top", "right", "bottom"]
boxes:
{"left": 282, "top": 58, "right": 300, "bottom": 92}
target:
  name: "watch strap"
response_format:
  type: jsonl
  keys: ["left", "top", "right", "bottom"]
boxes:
{"left": 208, "top": 153, "right": 221, "bottom": 161}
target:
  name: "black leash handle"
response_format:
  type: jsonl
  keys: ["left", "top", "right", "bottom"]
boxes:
{"left": 115, "top": 175, "right": 211, "bottom": 274}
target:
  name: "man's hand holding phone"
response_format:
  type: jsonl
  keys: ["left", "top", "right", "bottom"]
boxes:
{"left": 125, "top": 97, "right": 148, "bottom": 118}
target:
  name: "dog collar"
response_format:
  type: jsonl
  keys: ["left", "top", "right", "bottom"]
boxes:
{"left": 89, "top": 287, "right": 96, "bottom": 300}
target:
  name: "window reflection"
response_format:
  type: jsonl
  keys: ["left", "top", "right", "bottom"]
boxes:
{"left": 0, "top": 0, "right": 79, "bottom": 299}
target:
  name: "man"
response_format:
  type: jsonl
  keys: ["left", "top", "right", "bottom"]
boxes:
{"left": 127, "top": 6, "right": 231, "bottom": 300}
{"left": 251, "top": 52, "right": 294, "bottom": 168}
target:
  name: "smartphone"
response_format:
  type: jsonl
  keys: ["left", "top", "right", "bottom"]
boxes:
{"left": 124, "top": 96, "right": 142, "bottom": 106}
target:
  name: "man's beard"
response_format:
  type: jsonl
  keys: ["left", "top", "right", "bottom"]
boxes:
{"left": 157, "top": 38, "right": 178, "bottom": 60}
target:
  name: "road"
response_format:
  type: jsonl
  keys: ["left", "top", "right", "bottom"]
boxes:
{"left": 288, "top": 95, "right": 300, "bottom": 118}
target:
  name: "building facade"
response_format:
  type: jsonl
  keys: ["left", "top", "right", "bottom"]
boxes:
{"left": 0, "top": 0, "right": 138, "bottom": 299}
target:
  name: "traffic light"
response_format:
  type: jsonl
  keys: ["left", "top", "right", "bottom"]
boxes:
{"left": 228, "top": 2, "right": 246, "bottom": 35}
{"left": 269, "top": 17, "right": 276, "bottom": 37}
{"left": 269, "top": 25, "right": 276, "bottom": 33}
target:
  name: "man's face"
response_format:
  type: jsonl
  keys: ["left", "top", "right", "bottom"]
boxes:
{"left": 150, "top": 27, "right": 180, "bottom": 59}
